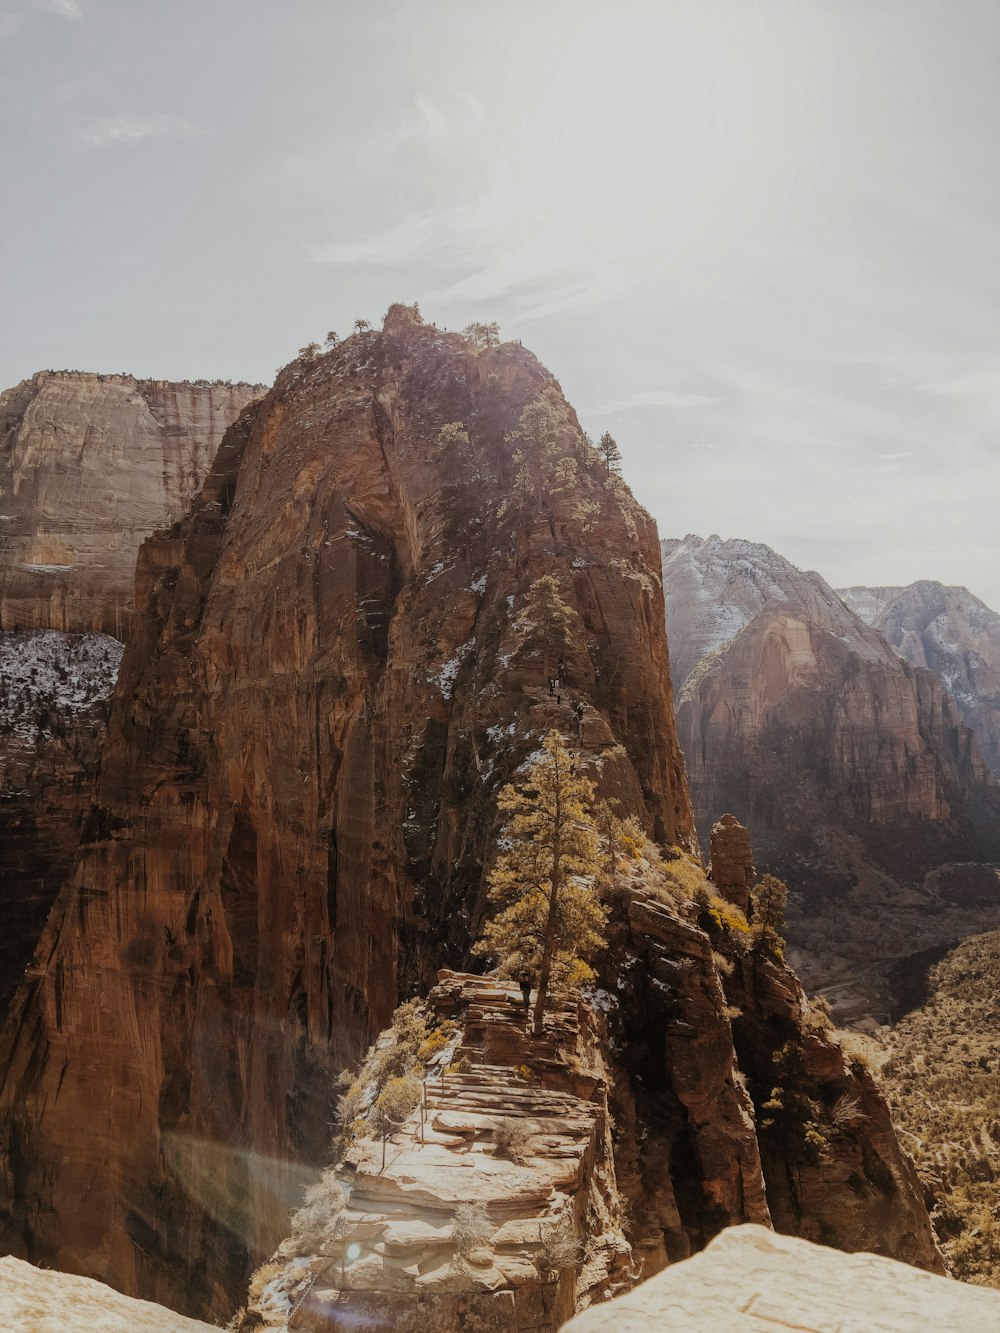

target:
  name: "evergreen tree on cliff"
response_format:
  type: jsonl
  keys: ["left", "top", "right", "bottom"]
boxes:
{"left": 475, "top": 730, "right": 607, "bottom": 1036}
{"left": 513, "top": 574, "right": 578, "bottom": 685}
{"left": 507, "top": 388, "right": 581, "bottom": 513}
{"left": 597, "top": 431, "right": 622, "bottom": 476}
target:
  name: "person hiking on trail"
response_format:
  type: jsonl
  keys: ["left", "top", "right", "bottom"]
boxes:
{"left": 517, "top": 970, "right": 532, "bottom": 1013}
{"left": 558, "top": 655, "right": 567, "bottom": 678}
{"left": 548, "top": 677, "right": 555, "bottom": 696}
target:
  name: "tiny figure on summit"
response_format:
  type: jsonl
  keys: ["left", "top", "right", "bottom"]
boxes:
{"left": 517, "top": 969, "right": 532, "bottom": 1014}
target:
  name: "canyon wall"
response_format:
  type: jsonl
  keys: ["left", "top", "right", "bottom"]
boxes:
{"left": 663, "top": 536, "right": 1000, "bottom": 1019}
{"left": 0, "top": 372, "right": 258, "bottom": 1027}
{"left": 0, "top": 372, "right": 264, "bottom": 638}
{"left": 841, "top": 580, "right": 1000, "bottom": 778}
{"left": 0, "top": 309, "right": 694, "bottom": 1319}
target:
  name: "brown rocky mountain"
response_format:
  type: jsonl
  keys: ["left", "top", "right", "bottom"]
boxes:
{"left": 0, "top": 309, "right": 692, "bottom": 1318}
{"left": 0, "top": 311, "right": 937, "bottom": 1326}
{"left": 662, "top": 536, "right": 1000, "bottom": 1020}
{"left": 0, "top": 372, "right": 259, "bottom": 1030}
{"left": 0, "top": 371, "right": 264, "bottom": 638}
{"left": 841, "top": 581, "right": 1000, "bottom": 778}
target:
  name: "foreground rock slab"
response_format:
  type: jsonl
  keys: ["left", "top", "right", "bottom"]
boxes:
{"left": 562, "top": 1225, "right": 1000, "bottom": 1332}
{"left": 0, "top": 1254, "right": 216, "bottom": 1332}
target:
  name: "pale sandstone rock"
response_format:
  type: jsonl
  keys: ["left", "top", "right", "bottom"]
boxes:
{"left": 0, "top": 1253, "right": 216, "bottom": 1332}
{"left": 561, "top": 1224, "right": 1000, "bottom": 1333}
{"left": 0, "top": 371, "right": 263, "bottom": 637}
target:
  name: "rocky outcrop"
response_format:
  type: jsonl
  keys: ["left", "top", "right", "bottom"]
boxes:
{"left": 240, "top": 869, "right": 941, "bottom": 1331}
{"left": 0, "top": 372, "right": 263, "bottom": 638}
{"left": 842, "top": 580, "right": 1000, "bottom": 778}
{"left": 0, "top": 309, "right": 694, "bottom": 1320}
{"left": 562, "top": 1225, "right": 1000, "bottom": 1333}
{"left": 0, "top": 630, "right": 122, "bottom": 1022}
{"left": 709, "top": 814, "right": 755, "bottom": 914}
{"left": 665, "top": 536, "right": 1000, "bottom": 1021}
{"left": 0, "top": 1254, "right": 216, "bottom": 1332}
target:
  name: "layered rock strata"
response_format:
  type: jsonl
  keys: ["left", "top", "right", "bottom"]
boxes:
{"left": 709, "top": 813, "right": 755, "bottom": 914}
{"left": 0, "top": 309, "right": 694, "bottom": 1319}
{"left": 562, "top": 1225, "right": 1000, "bottom": 1333}
{"left": 663, "top": 536, "right": 1000, "bottom": 1020}
{"left": 0, "top": 371, "right": 263, "bottom": 638}
{"left": 841, "top": 580, "right": 1000, "bottom": 778}
{"left": 241, "top": 875, "right": 941, "bottom": 1331}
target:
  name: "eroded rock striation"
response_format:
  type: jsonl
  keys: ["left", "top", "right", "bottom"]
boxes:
{"left": 0, "top": 371, "right": 263, "bottom": 638}
{"left": 239, "top": 866, "right": 941, "bottom": 1331}
{"left": 0, "top": 309, "right": 694, "bottom": 1319}
{"left": 841, "top": 580, "right": 1000, "bottom": 778}
{"left": 663, "top": 536, "right": 1000, "bottom": 1020}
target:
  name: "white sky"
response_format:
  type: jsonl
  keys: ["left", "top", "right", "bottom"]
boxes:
{"left": 2, "top": 0, "right": 999, "bottom": 606}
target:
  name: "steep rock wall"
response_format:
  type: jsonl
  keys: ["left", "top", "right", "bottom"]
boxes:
{"left": 842, "top": 580, "right": 1000, "bottom": 778}
{"left": 663, "top": 536, "right": 1000, "bottom": 1021}
{"left": 0, "top": 372, "right": 263, "bottom": 638}
{"left": 0, "top": 309, "right": 694, "bottom": 1319}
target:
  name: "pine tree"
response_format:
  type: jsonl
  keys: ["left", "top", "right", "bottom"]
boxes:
{"left": 751, "top": 874, "right": 788, "bottom": 955}
{"left": 506, "top": 388, "right": 579, "bottom": 513}
{"left": 597, "top": 431, "right": 622, "bottom": 476}
{"left": 474, "top": 730, "right": 608, "bottom": 1036}
{"left": 463, "top": 321, "right": 501, "bottom": 351}
{"left": 513, "top": 575, "right": 578, "bottom": 684}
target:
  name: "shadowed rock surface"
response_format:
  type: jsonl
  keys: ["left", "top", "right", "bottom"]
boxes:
{"left": 0, "top": 309, "right": 694, "bottom": 1319}
{"left": 561, "top": 1225, "right": 1000, "bottom": 1333}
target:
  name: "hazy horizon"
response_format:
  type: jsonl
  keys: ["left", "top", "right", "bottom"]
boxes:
{"left": 3, "top": 0, "right": 999, "bottom": 607}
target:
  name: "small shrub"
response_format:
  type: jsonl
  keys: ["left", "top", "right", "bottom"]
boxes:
{"left": 289, "top": 1169, "right": 348, "bottom": 1255}
{"left": 248, "top": 1260, "right": 282, "bottom": 1301}
{"left": 537, "top": 1214, "right": 580, "bottom": 1273}
{"left": 453, "top": 1201, "right": 494, "bottom": 1257}
{"left": 494, "top": 1116, "right": 532, "bottom": 1162}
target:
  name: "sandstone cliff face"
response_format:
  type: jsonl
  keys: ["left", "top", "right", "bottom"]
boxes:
{"left": 0, "top": 630, "right": 122, "bottom": 1022}
{"left": 667, "top": 539, "right": 1000, "bottom": 1020}
{"left": 842, "top": 580, "right": 1000, "bottom": 778}
{"left": 0, "top": 372, "right": 263, "bottom": 638}
{"left": 0, "top": 309, "right": 694, "bottom": 1319}
{"left": 660, "top": 534, "right": 819, "bottom": 693}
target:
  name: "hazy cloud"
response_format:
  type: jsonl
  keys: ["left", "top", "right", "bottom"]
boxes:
{"left": 0, "top": 12, "right": 20, "bottom": 36}
{"left": 919, "top": 369, "right": 1000, "bottom": 396}
{"left": 32, "top": 0, "right": 82, "bottom": 18}
{"left": 583, "top": 389, "right": 718, "bottom": 415}
{"left": 81, "top": 114, "right": 201, "bottom": 147}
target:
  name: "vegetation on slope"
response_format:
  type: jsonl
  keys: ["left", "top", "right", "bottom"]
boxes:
{"left": 883, "top": 930, "right": 1000, "bottom": 1285}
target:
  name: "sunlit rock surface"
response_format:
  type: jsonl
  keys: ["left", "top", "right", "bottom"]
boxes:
{"left": 0, "top": 371, "right": 263, "bottom": 638}
{"left": 562, "top": 1225, "right": 1000, "bottom": 1333}
{"left": 0, "top": 1253, "right": 216, "bottom": 1332}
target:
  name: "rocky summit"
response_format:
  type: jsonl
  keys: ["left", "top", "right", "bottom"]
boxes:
{"left": 662, "top": 534, "right": 1000, "bottom": 1021}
